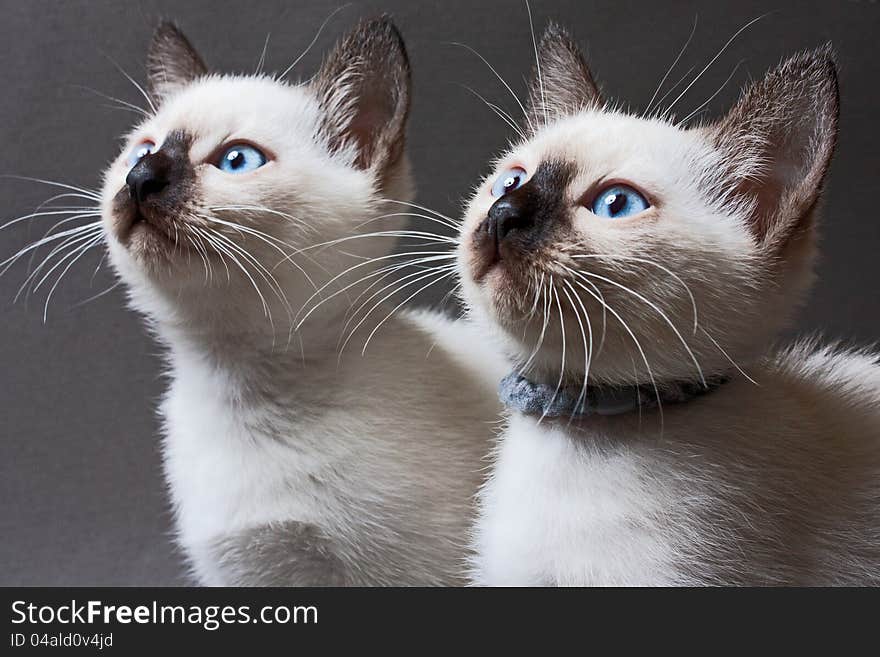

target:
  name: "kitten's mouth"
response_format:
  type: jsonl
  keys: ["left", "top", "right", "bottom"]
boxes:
{"left": 466, "top": 236, "right": 538, "bottom": 326}
{"left": 471, "top": 243, "right": 501, "bottom": 282}
{"left": 470, "top": 219, "right": 511, "bottom": 282}
{"left": 130, "top": 213, "right": 175, "bottom": 247}
{"left": 468, "top": 220, "right": 531, "bottom": 286}
{"left": 111, "top": 189, "right": 187, "bottom": 258}
{"left": 118, "top": 206, "right": 174, "bottom": 247}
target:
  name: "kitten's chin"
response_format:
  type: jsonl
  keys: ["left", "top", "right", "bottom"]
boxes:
{"left": 124, "top": 221, "right": 179, "bottom": 263}
{"left": 471, "top": 264, "right": 540, "bottom": 327}
{"left": 107, "top": 206, "right": 192, "bottom": 271}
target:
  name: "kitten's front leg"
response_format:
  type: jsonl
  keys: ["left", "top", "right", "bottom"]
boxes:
{"left": 207, "top": 521, "right": 348, "bottom": 586}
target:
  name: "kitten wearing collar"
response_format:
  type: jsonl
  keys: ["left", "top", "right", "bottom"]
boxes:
{"left": 456, "top": 25, "right": 880, "bottom": 585}
{"left": 90, "top": 19, "right": 504, "bottom": 585}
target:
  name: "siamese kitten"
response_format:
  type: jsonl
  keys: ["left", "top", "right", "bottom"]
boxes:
{"left": 456, "top": 25, "right": 880, "bottom": 585}
{"left": 97, "top": 19, "right": 504, "bottom": 585}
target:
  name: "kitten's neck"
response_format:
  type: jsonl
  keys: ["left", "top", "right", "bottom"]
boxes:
{"left": 163, "top": 302, "right": 343, "bottom": 360}
{"left": 499, "top": 370, "right": 730, "bottom": 419}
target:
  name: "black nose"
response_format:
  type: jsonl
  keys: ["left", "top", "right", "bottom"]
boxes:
{"left": 126, "top": 153, "right": 170, "bottom": 204}
{"left": 486, "top": 195, "right": 535, "bottom": 245}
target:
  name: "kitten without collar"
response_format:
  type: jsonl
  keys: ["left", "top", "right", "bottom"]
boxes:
{"left": 100, "top": 19, "right": 504, "bottom": 585}
{"left": 456, "top": 24, "right": 880, "bottom": 585}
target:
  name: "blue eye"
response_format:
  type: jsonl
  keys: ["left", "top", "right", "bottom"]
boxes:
{"left": 491, "top": 166, "right": 528, "bottom": 197}
{"left": 126, "top": 140, "right": 156, "bottom": 167}
{"left": 216, "top": 144, "right": 267, "bottom": 173}
{"left": 591, "top": 184, "right": 650, "bottom": 219}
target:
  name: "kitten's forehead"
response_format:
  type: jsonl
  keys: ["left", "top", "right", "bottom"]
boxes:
{"left": 510, "top": 110, "right": 703, "bottom": 181}
{"left": 138, "top": 76, "right": 320, "bottom": 156}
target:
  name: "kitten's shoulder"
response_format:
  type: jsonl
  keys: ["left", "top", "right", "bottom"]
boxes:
{"left": 769, "top": 338, "right": 880, "bottom": 411}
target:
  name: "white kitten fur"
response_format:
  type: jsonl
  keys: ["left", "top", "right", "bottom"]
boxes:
{"left": 457, "top": 27, "right": 880, "bottom": 585}
{"left": 473, "top": 342, "right": 880, "bottom": 585}
{"left": 100, "top": 21, "right": 503, "bottom": 585}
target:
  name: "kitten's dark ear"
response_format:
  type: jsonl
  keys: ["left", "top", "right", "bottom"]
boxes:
{"left": 146, "top": 21, "right": 208, "bottom": 106}
{"left": 712, "top": 45, "right": 839, "bottom": 250}
{"left": 526, "top": 23, "right": 603, "bottom": 131}
{"left": 311, "top": 16, "right": 411, "bottom": 177}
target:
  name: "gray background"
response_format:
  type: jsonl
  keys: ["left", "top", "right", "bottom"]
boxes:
{"left": 1, "top": 0, "right": 877, "bottom": 585}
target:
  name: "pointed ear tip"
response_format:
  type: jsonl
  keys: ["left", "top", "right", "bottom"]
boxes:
{"left": 808, "top": 43, "right": 838, "bottom": 73}
{"left": 789, "top": 43, "right": 838, "bottom": 77}
{"left": 542, "top": 21, "right": 574, "bottom": 43}
{"left": 816, "top": 41, "right": 837, "bottom": 61}
{"left": 805, "top": 44, "right": 840, "bottom": 105}
{"left": 355, "top": 14, "right": 409, "bottom": 66}
{"left": 152, "top": 18, "right": 182, "bottom": 39}
{"left": 382, "top": 17, "right": 408, "bottom": 52}
{"left": 358, "top": 14, "right": 403, "bottom": 38}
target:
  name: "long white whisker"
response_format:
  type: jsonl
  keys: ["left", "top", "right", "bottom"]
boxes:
{"left": 182, "top": 232, "right": 211, "bottom": 283}
{"left": 296, "top": 253, "right": 455, "bottom": 329}
{"left": 571, "top": 253, "right": 698, "bottom": 334}
{"left": 0, "top": 175, "right": 102, "bottom": 201}
{"left": 435, "top": 279, "right": 462, "bottom": 311}
{"left": 255, "top": 33, "right": 271, "bottom": 75}
{"left": 72, "top": 84, "right": 150, "bottom": 118}
{"left": 539, "top": 279, "right": 566, "bottom": 424}
{"left": 645, "top": 15, "right": 698, "bottom": 116}
{"left": 20, "top": 227, "right": 105, "bottom": 301}
{"left": 699, "top": 326, "right": 760, "bottom": 385}
{"left": 578, "top": 269, "right": 706, "bottom": 386}
{"left": 447, "top": 41, "right": 534, "bottom": 132}
{"left": 565, "top": 266, "right": 607, "bottom": 352}
{"left": 336, "top": 266, "right": 455, "bottom": 354}
{"left": 652, "top": 65, "right": 696, "bottom": 119}
{"left": 518, "top": 279, "right": 551, "bottom": 376}
{"left": 72, "top": 281, "right": 121, "bottom": 309}
{"left": 561, "top": 280, "right": 593, "bottom": 421}
{"left": 89, "top": 249, "right": 107, "bottom": 285}
{"left": 207, "top": 228, "right": 293, "bottom": 320}
{"left": 456, "top": 83, "right": 528, "bottom": 141}
{"left": 205, "top": 208, "right": 335, "bottom": 281}
{"left": 0, "top": 209, "right": 100, "bottom": 233}
{"left": 527, "top": 270, "right": 545, "bottom": 320}
{"left": 351, "top": 267, "right": 456, "bottom": 357}
{"left": 278, "top": 4, "right": 350, "bottom": 80}
{"left": 0, "top": 222, "right": 103, "bottom": 274}
{"left": 190, "top": 226, "right": 219, "bottom": 278}
{"left": 564, "top": 268, "right": 664, "bottom": 433}
{"left": 102, "top": 52, "right": 157, "bottom": 114}
{"left": 340, "top": 262, "right": 454, "bottom": 339}
{"left": 25, "top": 213, "right": 104, "bottom": 273}
{"left": 200, "top": 230, "right": 272, "bottom": 323}
{"left": 349, "top": 213, "right": 459, "bottom": 238}
{"left": 209, "top": 205, "right": 306, "bottom": 225}
{"left": 664, "top": 13, "right": 768, "bottom": 116}
{"left": 375, "top": 198, "right": 459, "bottom": 228}
{"left": 206, "top": 233, "right": 280, "bottom": 347}
{"left": 298, "top": 229, "right": 457, "bottom": 257}
{"left": 677, "top": 59, "right": 745, "bottom": 127}
{"left": 201, "top": 214, "right": 319, "bottom": 292}
{"left": 294, "top": 250, "right": 456, "bottom": 328}
{"left": 344, "top": 255, "right": 457, "bottom": 317}
{"left": 41, "top": 234, "right": 104, "bottom": 322}
{"left": 524, "top": 0, "right": 547, "bottom": 126}
{"left": 17, "top": 233, "right": 92, "bottom": 302}
{"left": 189, "top": 226, "right": 225, "bottom": 282}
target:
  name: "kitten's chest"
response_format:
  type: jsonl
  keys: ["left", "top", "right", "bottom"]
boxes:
{"left": 158, "top": 369, "right": 337, "bottom": 547}
{"left": 475, "top": 414, "right": 678, "bottom": 586}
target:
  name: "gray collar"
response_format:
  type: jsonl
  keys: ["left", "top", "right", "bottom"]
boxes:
{"left": 499, "top": 372, "right": 728, "bottom": 419}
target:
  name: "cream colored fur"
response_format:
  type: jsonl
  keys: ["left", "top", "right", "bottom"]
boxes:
{"left": 100, "top": 20, "right": 503, "bottom": 585}
{"left": 456, "top": 27, "right": 880, "bottom": 585}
